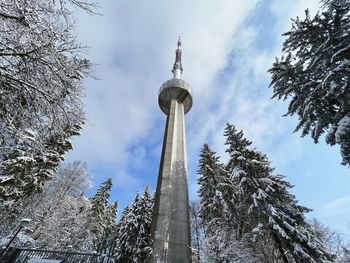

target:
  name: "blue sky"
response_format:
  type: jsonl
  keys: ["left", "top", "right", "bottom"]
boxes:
{"left": 66, "top": 0, "right": 350, "bottom": 236}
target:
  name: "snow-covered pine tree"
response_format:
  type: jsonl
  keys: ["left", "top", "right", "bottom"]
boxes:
{"left": 198, "top": 144, "right": 227, "bottom": 230}
{"left": 114, "top": 205, "right": 131, "bottom": 261}
{"left": 189, "top": 200, "right": 203, "bottom": 262}
{"left": 87, "top": 178, "right": 113, "bottom": 252}
{"left": 114, "top": 187, "right": 153, "bottom": 263}
{"left": 224, "top": 123, "right": 334, "bottom": 263}
{"left": 0, "top": 0, "right": 96, "bottom": 204}
{"left": 132, "top": 186, "right": 153, "bottom": 262}
{"left": 197, "top": 144, "right": 230, "bottom": 262}
{"left": 115, "top": 194, "right": 139, "bottom": 263}
{"left": 268, "top": 0, "right": 350, "bottom": 166}
{"left": 100, "top": 201, "right": 118, "bottom": 255}
{"left": 198, "top": 143, "right": 258, "bottom": 263}
{"left": 0, "top": 124, "right": 82, "bottom": 203}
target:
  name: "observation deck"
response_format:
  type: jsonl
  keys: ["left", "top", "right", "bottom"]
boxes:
{"left": 158, "top": 78, "right": 193, "bottom": 115}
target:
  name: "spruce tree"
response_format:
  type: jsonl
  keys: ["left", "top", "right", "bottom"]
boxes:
{"left": 198, "top": 144, "right": 227, "bottom": 229}
{"left": 114, "top": 188, "right": 153, "bottom": 263}
{"left": 115, "top": 195, "right": 139, "bottom": 262}
{"left": 268, "top": 0, "right": 350, "bottom": 166}
{"left": 101, "top": 201, "right": 118, "bottom": 254}
{"left": 224, "top": 123, "right": 334, "bottom": 262}
{"left": 132, "top": 186, "right": 153, "bottom": 262}
{"left": 0, "top": 124, "right": 82, "bottom": 203}
{"left": 112, "top": 205, "right": 129, "bottom": 259}
{"left": 87, "top": 178, "right": 113, "bottom": 252}
{"left": 198, "top": 144, "right": 236, "bottom": 262}
{"left": 189, "top": 200, "right": 203, "bottom": 262}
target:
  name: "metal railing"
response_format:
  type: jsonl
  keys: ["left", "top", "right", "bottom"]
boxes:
{"left": 0, "top": 248, "right": 118, "bottom": 263}
{"left": 158, "top": 79, "right": 193, "bottom": 98}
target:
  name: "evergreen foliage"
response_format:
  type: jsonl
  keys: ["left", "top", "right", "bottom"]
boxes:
{"left": 268, "top": 0, "right": 350, "bottom": 165}
{"left": 223, "top": 123, "right": 334, "bottom": 262}
{"left": 98, "top": 201, "right": 119, "bottom": 255}
{"left": 114, "top": 186, "right": 153, "bottom": 263}
{"left": 198, "top": 144, "right": 226, "bottom": 230}
{"left": 132, "top": 186, "right": 153, "bottom": 262}
{"left": 197, "top": 143, "right": 257, "bottom": 262}
{"left": 189, "top": 200, "right": 203, "bottom": 262}
{"left": 87, "top": 177, "right": 113, "bottom": 252}
{"left": 114, "top": 205, "right": 131, "bottom": 261}
{"left": 197, "top": 124, "right": 335, "bottom": 262}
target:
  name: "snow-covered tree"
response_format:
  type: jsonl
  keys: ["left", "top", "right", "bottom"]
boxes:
{"left": 114, "top": 187, "right": 153, "bottom": 263}
{"left": 87, "top": 177, "right": 113, "bottom": 252}
{"left": 197, "top": 144, "right": 227, "bottom": 262}
{"left": 0, "top": 161, "right": 92, "bottom": 251}
{"left": 268, "top": 0, "right": 350, "bottom": 166}
{"left": 97, "top": 200, "right": 118, "bottom": 255}
{"left": 132, "top": 186, "right": 153, "bottom": 262}
{"left": 198, "top": 143, "right": 260, "bottom": 263}
{"left": 29, "top": 161, "right": 92, "bottom": 234}
{"left": 114, "top": 205, "right": 131, "bottom": 261}
{"left": 198, "top": 144, "right": 228, "bottom": 230}
{"left": 115, "top": 195, "right": 139, "bottom": 263}
{"left": 189, "top": 200, "right": 204, "bottom": 262}
{"left": 33, "top": 194, "right": 90, "bottom": 250}
{"left": 309, "top": 219, "right": 350, "bottom": 263}
{"left": 206, "top": 225, "right": 258, "bottom": 263}
{"left": 0, "top": 0, "right": 96, "bottom": 203}
{"left": 224, "top": 123, "right": 334, "bottom": 263}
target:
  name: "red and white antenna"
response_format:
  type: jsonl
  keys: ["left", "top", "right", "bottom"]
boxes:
{"left": 172, "top": 36, "right": 183, "bottom": 79}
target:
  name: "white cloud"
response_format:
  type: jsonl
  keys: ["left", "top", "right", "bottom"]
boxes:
{"left": 68, "top": 0, "right": 260, "bottom": 183}
{"left": 321, "top": 196, "right": 350, "bottom": 215}
{"left": 69, "top": 0, "right": 318, "bottom": 184}
{"left": 65, "top": 0, "right": 350, "bottom": 235}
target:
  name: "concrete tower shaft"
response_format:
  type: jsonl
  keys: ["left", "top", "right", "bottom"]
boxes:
{"left": 150, "top": 38, "right": 192, "bottom": 263}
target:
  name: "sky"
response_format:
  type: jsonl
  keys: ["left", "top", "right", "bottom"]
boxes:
{"left": 66, "top": 0, "right": 350, "bottom": 237}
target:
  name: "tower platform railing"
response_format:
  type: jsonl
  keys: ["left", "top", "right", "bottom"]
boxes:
{"left": 158, "top": 79, "right": 193, "bottom": 98}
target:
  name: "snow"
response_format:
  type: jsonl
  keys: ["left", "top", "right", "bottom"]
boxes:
{"left": 293, "top": 243, "right": 311, "bottom": 260}
{"left": 283, "top": 221, "right": 296, "bottom": 234}
{"left": 0, "top": 236, "right": 9, "bottom": 248}
{"left": 20, "top": 218, "right": 31, "bottom": 224}
{"left": 0, "top": 233, "right": 35, "bottom": 248}
{"left": 331, "top": 44, "right": 350, "bottom": 63}
{"left": 251, "top": 223, "right": 263, "bottom": 233}
{"left": 335, "top": 115, "right": 350, "bottom": 143}
{"left": 237, "top": 156, "right": 246, "bottom": 161}
{"left": 16, "top": 233, "right": 35, "bottom": 246}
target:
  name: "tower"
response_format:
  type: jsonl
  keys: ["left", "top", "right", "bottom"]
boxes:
{"left": 150, "top": 38, "right": 193, "bottom": 263}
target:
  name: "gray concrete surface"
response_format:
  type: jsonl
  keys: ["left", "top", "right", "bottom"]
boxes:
{"left": 150, "top": 95, "right": 192, "bottom": 263}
